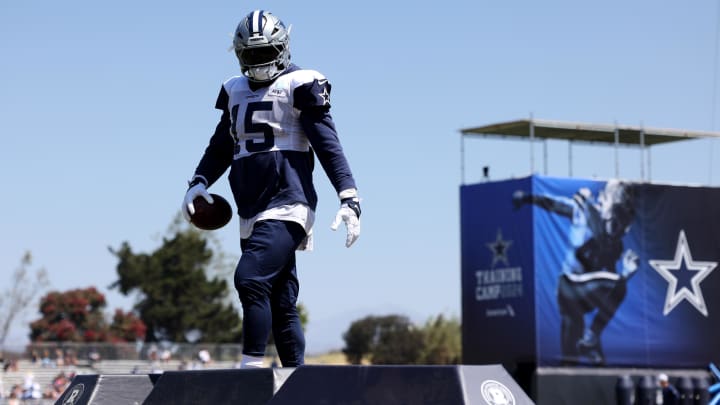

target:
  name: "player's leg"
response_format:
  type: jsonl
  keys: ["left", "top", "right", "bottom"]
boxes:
{"left": 270, "top": 253, "right": 305, "bottom": 366}
{"left": 576, "top": 279, "right": 623, "bottom": 365}
{"left": 234, "top": 220, "right": 306, "bottom": 365}
{"left": 584, "top": 279, "right": 627, "bottom": 341}
{"left": 557, "top": 275, "right": 586, "bottom": 363}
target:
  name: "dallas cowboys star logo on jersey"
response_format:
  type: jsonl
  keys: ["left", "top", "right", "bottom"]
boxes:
{"left": 318, "top": 87, "right": 330, "bottom": 105}
{"left": 649, "top": 230, "right": 717, "bottom": 317}
{"left": 487, "top": 228, "right": 513, "bottom": 268}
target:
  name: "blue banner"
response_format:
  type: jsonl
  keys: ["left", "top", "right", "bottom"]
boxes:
{"left": 461, "top": 175, "right": 720, "bottom": 368}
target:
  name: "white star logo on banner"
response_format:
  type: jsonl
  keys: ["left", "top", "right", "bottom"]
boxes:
{"left": 649, "top": 230, "right": 717, "bottom": 317}
{"left": 486, "top": 228, "right": 513, "bottom": 268}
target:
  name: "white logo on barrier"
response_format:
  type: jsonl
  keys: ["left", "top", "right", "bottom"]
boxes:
{"left": 61, "top": 383, "right": 85, "bottom": 405}
{"left": 649, "top": 230, "right": 717, "bottom": 317}
{"left": 480, "top": 379, "right": 515, "bottom": 405}
{"left": 475, "top": 228, "right": 523, "bottom": 303}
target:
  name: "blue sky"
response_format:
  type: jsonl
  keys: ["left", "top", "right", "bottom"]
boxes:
{"left": 2, "top": 1, "right": 720, "bottom": 353}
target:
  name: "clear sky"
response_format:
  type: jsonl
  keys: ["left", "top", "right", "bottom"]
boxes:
{"left": 2, "top": 1, "right": 720, "bottom": 354}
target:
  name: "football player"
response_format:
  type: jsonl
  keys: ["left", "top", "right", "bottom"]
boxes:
{"left": 513, "top": 180, "right": 636, "bottom": 365}
{"left": 181, "top": 10, "right": 361, "bottom": 368}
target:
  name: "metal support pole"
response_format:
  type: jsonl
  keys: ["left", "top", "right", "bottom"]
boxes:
{"left": 460, "top": 133, "right": 465, "bottom": 185}
{"left": 639, "top": 127, "right": 646, "bottom": 181}
{"left": 543, "top": 139, "right": 548, "bottom": 175}
{"left": 614, "top": 124, "right": 620, "bottom": 178}
{"left": 568, "top": 141, "right": 573, "bottom": 177}
{"left": 529, "top": 115, "right": 535, "bottom": 174}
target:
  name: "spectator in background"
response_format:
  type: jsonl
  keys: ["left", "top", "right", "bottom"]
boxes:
{"left": 54, "top": 348, "right": 65, "bottom": 368}
{"left": 8, "top": 384, "right": 22, "bottom": 405}
{"left": 160, "top": 349, "right": 172, "bottom": 363}
{"left": 88, "top": 348, "right": 101, "bottom": 367}
{"left": 197, "top": 349, "right": 211, "bottom": 367}
{"left": 4, "top": 359, "right": 18, "bottom": 372}
{"left": 41, "top": 349, "right": 53, "bottom": 368}
{"left": 21, "top": 374, "right": 41, "bottom": 400}
{"left": 658, "top": 373, "right": 679, "bottom": 405}
{"left": 64, "top": 349, "right": 78, "bottom": 367}
{"left": 44, "top": 371, "right": 71, "bottom": 400}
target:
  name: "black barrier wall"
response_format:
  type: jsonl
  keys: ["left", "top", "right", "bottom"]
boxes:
{"left": 55, "top": 365, "right": 533, "bottom": 405}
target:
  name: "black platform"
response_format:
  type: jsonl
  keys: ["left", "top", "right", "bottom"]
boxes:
{"left": 269, "top": 364, "right": 534, "bottom": 405}
{"left": 56, "top": 364, "right": 532, "bottom": 405}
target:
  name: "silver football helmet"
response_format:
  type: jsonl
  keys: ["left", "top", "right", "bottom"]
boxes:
{"left": 233, "top": 10, "right": 291, "bottom": 82}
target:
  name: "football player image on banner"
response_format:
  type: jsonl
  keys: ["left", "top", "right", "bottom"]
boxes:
{"left": 513, "top": 179, "right": 638, "bottom": 366}
{"left": 181, "top": 10, "right": 361, "bottom": 368}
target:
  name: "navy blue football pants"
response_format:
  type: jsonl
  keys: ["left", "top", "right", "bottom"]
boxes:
{"left": 234, "top": 219, "right": 306, "bottom": 366}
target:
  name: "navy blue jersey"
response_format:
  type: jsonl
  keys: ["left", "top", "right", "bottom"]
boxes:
{"left": 193, "top": 65, "right": 356, "bottom": 219}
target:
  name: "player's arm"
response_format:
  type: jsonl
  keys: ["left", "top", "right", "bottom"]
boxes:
{"left": 512, "top": 190, "right": 574, "bottom": 218}
{"left": 295, "top": 78, "right": 360, "bottom": 247}
{"left": 295, "top": 79, "right": 356, "bottom": 194}
{"left": 182, "top": 86, "right": 235, "bottom": 220}
{"left": 191, "top": 86, "right": 235, "bottom": 188}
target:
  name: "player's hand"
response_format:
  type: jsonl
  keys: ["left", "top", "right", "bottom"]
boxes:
{"left": 512, "top": 190, "right": 528, "bottom": 210}
{"left": 331, "top": 197, "right": 361, "bottom": 248}
{"left": 182, "top": 181, "right": 213, "bottom": 222}
{"left": 621, "top": 249, "right": 639, "bottom": 279}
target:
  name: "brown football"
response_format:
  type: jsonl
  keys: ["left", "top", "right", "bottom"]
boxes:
{"left": 190, "top": 194, "right": 233, "bottom": 230}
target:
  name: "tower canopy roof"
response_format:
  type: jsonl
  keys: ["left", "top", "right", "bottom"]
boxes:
{"left": 460, "top": 119, "right": 720, "bottom": 146}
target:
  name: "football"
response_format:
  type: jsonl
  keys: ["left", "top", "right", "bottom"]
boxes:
{"left": 190, "top": 193, "right": 233, "bottom": 230}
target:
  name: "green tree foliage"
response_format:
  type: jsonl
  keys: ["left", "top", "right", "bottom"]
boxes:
{"left": 110, "top": 229, "right": 242, "bottom": 343}
{"left": 370, "top": 316, "right": 424, "bottom": 365}
{"left": 342, "top": 315, "right": 425, "bottom": 365}
{"left": 419, "top": 314, "right": 461, "bottom": 364}
{"left": 342, "top": 316, "right": 376, "bottom": 364}
{"left": 342, "top": 313, "right": 462, "bottom": 365}
{"left": 29, "top": 287, "right": 145, "bottom": 342}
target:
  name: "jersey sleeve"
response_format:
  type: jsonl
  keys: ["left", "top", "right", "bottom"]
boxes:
{"left": 294, "top": 79, "right": 356, "bottom": 194}
{"left": 294, "top": 77, "right": 332, "bottom": 111}
{"left": 192, "top": 86, "right": 234, "bottom": 187}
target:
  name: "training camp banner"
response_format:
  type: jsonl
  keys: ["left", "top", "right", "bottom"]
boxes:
{"left": 461, "top": 175, "right": 720, "bottom": 368}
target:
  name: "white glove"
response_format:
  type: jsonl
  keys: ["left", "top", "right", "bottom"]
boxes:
{"left": 182, "top": 181, "right": 213, "bottom": 222}
{"left": 331, "top": 192, "right": 361, "bottom": 248}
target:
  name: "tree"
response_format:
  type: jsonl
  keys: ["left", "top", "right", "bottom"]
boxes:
{"left": 419, "top": 314, "right": 461, "bottom": 364}
{"left": 342, "top": 316, "right": 378, "bottom": 364}
{"left": 109, "top": 309, "right": 147, "bottom": 342}
{"left": 0, "top": 252, "right": 49, "bottom": 349}
{"left": 342, "top": 315, "right": 424, "bottom": 365}
{"left": 110, "top": 228, "right": 242, "bottom": 343}
{"left": 29, "top": 287, "right": 143, "bottom": 342}
{"left": 369, "top": 315, "right": 424, "bottom": 365}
